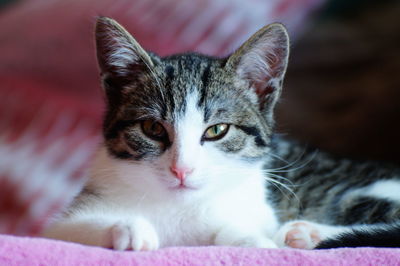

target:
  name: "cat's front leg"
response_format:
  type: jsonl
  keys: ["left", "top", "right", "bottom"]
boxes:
{"left": 214, "top": 226, "right": 277, "bottom": 248}
{"left": 42, "top": 216, "right": 159, "bottom": 251}
{"left": 273, "top": 220, "right": 350, "bottom": 249}
{"left": 110, "top": 217, "right": 159, "bottom": 251}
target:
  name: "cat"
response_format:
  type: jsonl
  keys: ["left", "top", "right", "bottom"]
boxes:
{"left": 42, "top": 17, "right": 400, "bottom": 250}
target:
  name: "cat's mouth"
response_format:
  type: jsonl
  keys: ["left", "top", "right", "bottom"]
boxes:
{"left": 169, "top": 183, "right": 198, "bottom": 191}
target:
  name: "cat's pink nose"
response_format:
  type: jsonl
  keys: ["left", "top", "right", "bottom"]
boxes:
{"left": 170, "top": 166, "right": 194, "bottom": 181}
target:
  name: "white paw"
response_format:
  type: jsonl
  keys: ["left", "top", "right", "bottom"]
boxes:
{"left": 111, "top": 217, "right": 159, "bottom": 251}
{"left": 273, "top": 220, "right": 321, "bottom": 249}
{"left": 215, "top": 228, "right": 277, "bottom": 248}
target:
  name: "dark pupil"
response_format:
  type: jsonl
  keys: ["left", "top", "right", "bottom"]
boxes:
{"left": 213, "top": 126, "right": 221, "bottom": 135}
{"left": 150, "top": 123, "right": 162, "bottom": 135}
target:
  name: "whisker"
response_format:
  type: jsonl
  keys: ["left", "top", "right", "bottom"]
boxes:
{"left": 268, "top": 152, "right": 289, "bottom": 164}
{"left": 265, "top": 176, "right": 300, "bottom": 204}
{"left": 266, "top": 177, "right": 293, "bottom": 202}
{"left": 265, "top": 172, "right": 296, "bottom": 186}
{"left": 267, "top": 150, "right": 307, "bottom": 171}
{"left": 267, "top": 150, "right": 318, "bottom": 173}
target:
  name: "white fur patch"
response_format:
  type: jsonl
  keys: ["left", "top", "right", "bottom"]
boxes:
{"left": 172, "top": 90, "right": 204, "bottom": 172}
{"left": 363, "top": 179, "right": 400, "bottom": 203}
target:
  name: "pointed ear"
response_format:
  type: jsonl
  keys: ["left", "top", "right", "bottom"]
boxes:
{"left": 95, "top": 17, "right": 155, "bottom": 81}
{"left": 226, "top": 23, "right": 289, "bottom": 121}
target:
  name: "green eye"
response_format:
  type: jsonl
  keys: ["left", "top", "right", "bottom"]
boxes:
{"left": 141, "top": 120, "right": 167, "bottom": 140}
{"left": 203, "top": 124, "right": 229, "bottom": 141}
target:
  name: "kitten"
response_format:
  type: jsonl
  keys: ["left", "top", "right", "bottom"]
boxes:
{"left": 42, "top": 17, "right": 400, "bottom": 250}
{"left": 41, "top": 17, "right": 288, "bottom": 250}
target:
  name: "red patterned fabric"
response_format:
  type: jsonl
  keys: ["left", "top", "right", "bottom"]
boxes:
{"left": 0, "top": 0, "right": 325, "bottom": 235}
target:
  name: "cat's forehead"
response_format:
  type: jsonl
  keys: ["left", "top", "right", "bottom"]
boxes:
{"left": 158, "top": 53, "right": 225, "bottom": 88}
{"left": 118, "top": 53, "right": 255, "bottom": 127}
{"left": 150, "top": 54, "right": 238, "bottom": 121}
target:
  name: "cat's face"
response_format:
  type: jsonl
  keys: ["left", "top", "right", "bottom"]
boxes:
{"left": 95, "top": 17, "right": 289, "bottom": 198}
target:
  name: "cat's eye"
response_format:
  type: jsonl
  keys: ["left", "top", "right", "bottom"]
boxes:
{"left": 203, "top": 124, "right": 230, "bottom": 141}
{"left": 141, "top": 120, "right": 167, "bottom": 140}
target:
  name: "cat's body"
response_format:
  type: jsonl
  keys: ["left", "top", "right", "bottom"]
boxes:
{"left": 42, "top": 17, "right": 400, "bottom": 250}
{"left": 269, "top": 137, "right": 400, "bottom": 248}
{"left": 270, "top": 137, "right": 400, "bottom": 226}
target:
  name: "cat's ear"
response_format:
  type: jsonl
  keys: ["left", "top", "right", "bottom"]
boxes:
{"left": 226, "top": 23, "right": 289, "bottom": 120}
{"left": 95, "top": 17, "right": 155, "bottom": 81}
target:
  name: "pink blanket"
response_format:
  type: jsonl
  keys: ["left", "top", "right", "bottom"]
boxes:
{"left": 0, "top": 235, "right": 399, "bottom": 266}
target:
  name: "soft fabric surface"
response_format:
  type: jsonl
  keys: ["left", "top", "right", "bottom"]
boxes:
{"left": 0, "top": 235, "right": 399, "bottom": 266}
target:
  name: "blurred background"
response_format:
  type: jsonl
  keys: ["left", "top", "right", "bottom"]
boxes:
{"left": 0, "top": 0, "right": 399, "bottom": 235}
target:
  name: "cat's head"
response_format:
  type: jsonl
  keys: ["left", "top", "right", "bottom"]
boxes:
{"left": 94, "top": 17, "right": 289, "bottom": 199}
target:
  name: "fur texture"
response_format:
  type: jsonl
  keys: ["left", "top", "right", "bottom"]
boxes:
{"left": 269, "top": 137, "right": 400, "bottom": 249}
{"left": 42, "top": 17, "right": 288, "bottom": 250}
{"left": 316, "top": 224, "right": 400, "bottom": 249}
{"left": 42, "top": 17, "right": 400, "bottom": 250}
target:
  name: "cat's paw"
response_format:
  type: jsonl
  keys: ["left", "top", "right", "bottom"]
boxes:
{"left": 273, "top": 221, "right": 321, "bottom": 249}
{"left": 110, "top": 217, "right": 159, "bottom": 251}
{"left": 215, "top": 228, "right": 277, "bottom": 248}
